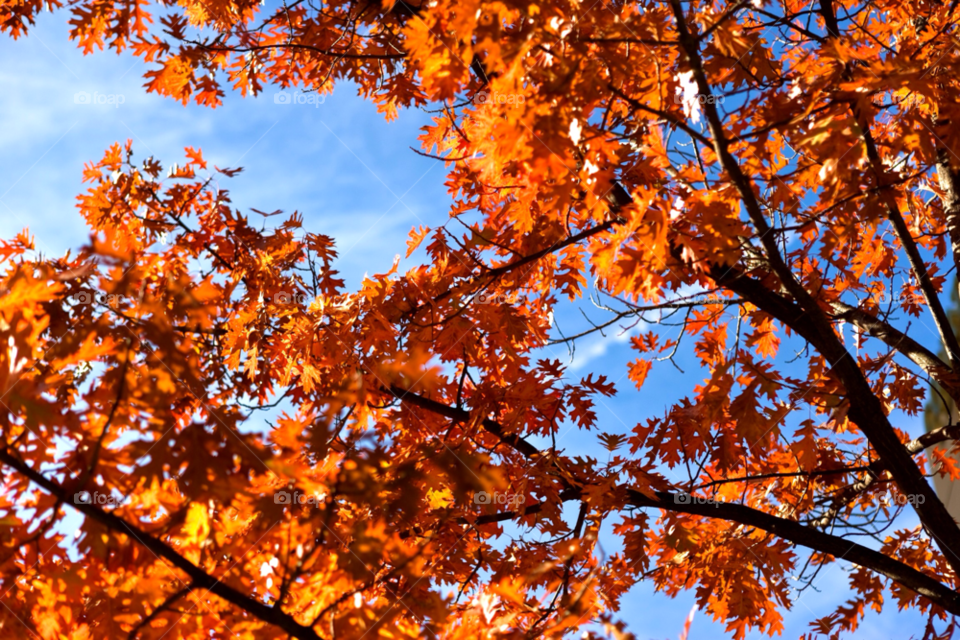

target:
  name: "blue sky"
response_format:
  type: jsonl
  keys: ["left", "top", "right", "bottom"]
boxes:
{"left": 0, "top": 10, "right": 939, "bottom": 639}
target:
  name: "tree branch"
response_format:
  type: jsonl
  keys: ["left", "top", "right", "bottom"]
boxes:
{"left": 712, "top": 263, "right": 960, "bottom": 574}
{"left": 381, "top": 386, "right": 960, "bottom": 612}
{"left": 129, "top": 586, "right": 193, "bottom": 639}
{"left": 386, "top": 385, "right": 541, "bottom": 458}
{"left": 404, "top": 217, "right": 623, "bottom": 319}
{"left": 857, "top": 119, "right": 960, "bottom": 370}
{"left": 935, "top": 142, "right": 960, "bottom": 300}
{"left": 0, "top": 448, "right": 323, "bottom": 640}
{"left": 628, "top": 489, "right": 960, "bottom": 615}
{"left": 830, "top": 301, "right": 957, "bottom": 394}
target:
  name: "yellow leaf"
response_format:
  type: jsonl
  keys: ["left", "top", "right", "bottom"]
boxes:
{"left": 183, "top": 503, "right": 210, "bottom": 544}
{"left": 426, "top": 487, "right": 454, "bottom": 510}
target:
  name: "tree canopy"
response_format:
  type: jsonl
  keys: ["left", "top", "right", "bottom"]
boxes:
{"left": 3, "top": 0, "right": 960, "bottom": 637}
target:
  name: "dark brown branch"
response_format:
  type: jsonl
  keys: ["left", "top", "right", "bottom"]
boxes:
{"left": 400, "top": 217, "right": 623, "bottom": 324}
{"left": 712, "top": 264, "right": 960, "bottom": 574}
{"left": 830, "top": 301, "right": 956, "bottom": 393}
{"left": 581, "top": 37, "right": 677, "bottom": 45}
{"left": 548, "top": 296, "right": 744, "bottom": 345}
{"left": 173, "top": 325, "right": 228, "bottom": 336}
{"left": 694, "top": 466, "right": 872, "bottom": 491}
{"left": 858, "top": 120, "right": 960, "bottom": 370}
{"left": 185, "top": 40, "right": 407, "bottom": 60}
{"left": 666, "top": 0, "right": 960, "bottom": 569}
{"left": 387, "top": 385, "right": 541, "bottom": 458}
{"left": 381, "top": 386, "right": 960, "bottom": 611}
{"left": 808, "top": 468, "right": 884, "bottom": 530}
{"left": 0, "top": 449, "right": 323, "bottom": 640}
{"left": 935, "top": 142, "right": 960, "bottom": 299}
{"left": 812, "top": 424, "right": 960, "bottom": 530}
{"left": 77, "top": 344, "right": 131, "bottom": 490}
{"left": 608, "top": 84, "right": 714, "bottom": 148}
{"left": 129, "top": 586, "right": 193, "bottom": 639}
{"left": 669, "top": 0, "right": 806, "bottom": 306}
{"left": 628, "top": 489, "right": 960, "bottom": 615}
